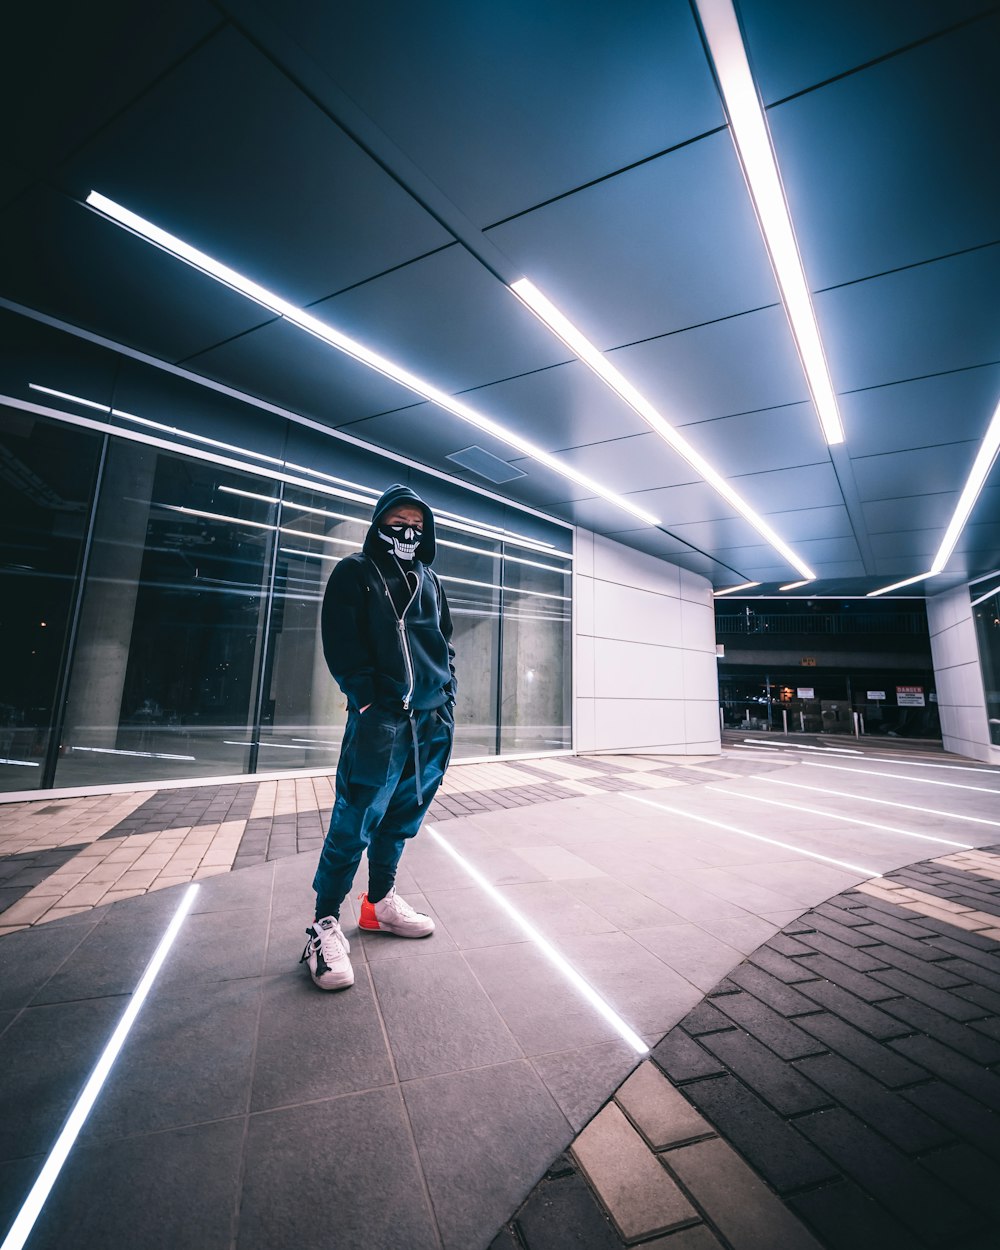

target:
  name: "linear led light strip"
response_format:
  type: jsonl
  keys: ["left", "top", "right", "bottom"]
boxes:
{"left": 85, "top": 192, "right": 658, "bottom": 528}
{"left": 693, "top": 0, "right": 844, "bottom": 446}
{"left": 713, "top": 580, "right": 760, "bottom": 597}
{"left": 707, "top": 785, "right": 973, "bottom": 849}
{"left": 427, "top": 826, "right": 647, "bottom": 1053}
{"left": 1, "top": 884, "right": 200, "bottom": 1250}
{"left": 625, "top": 794, "right": 880, "bottom": 876}
{"left": 758, "top": 775, "right": 1000, "bottom": 829}
{"left": 868, "top": 395, "right": 1000, "bottom": 596}
{"left": 510, "top": 281, "right": 815, "bottom": 580}
{"left": 803, "top": 760, "right": 1000, "bottom": 797}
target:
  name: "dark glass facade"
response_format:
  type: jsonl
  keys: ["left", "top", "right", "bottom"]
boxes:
{"left": 0, "top": 309, "right": 572, "bottom": 793}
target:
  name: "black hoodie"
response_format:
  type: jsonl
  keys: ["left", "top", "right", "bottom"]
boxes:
{"left": 320, "top": 484, "right": 457, "bottom": 712}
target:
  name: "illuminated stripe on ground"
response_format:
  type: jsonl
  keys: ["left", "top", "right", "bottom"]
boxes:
{"left": 803, "top": 760, "right": 1000, "bottom": 796}
{"left": 427, "top": 827, "right": 648, "bottom": 1055}
{"left": 707, "top": 786, "right": 973, "bottom": 849}
{"left": 862, "top": 756, "right": 1000, "bottom": 775}
{"left": 624, "top": 795, "right": 881, "bottom": 877}
{"left": 757, "top": 776, "right": 1000, "bottom": 829}
{"left": 1, "top": 884, "right": 200, "bottom": 1250}
{"left": 742, "top": 739, "right": 862, "bottom": 755}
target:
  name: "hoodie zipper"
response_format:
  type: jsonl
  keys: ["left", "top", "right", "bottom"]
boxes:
{"left": 371, "top": 560, "right": 420, "bottom": 710}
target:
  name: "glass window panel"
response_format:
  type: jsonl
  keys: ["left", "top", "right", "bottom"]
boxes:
{"left": 256, "top": 485, "right": 369, "bottom": 772}
{"left": 499, "top": 548, "right": 572, "bottom": 753}
{"left": 0, "top": 408, "right": 103, "bottom": 791}
{"left": 54, "top": 439, "right": 276, "bottom": 786}
{"left": 435, "top": 533, "right": 502, "bottom": 758}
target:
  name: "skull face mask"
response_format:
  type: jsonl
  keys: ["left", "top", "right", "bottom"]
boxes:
{"left": 378, "top": 523, "right": 422, "bottom": 561}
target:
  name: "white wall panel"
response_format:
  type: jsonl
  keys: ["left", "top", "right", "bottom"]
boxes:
{"left": 593, "top": 580, "right": 681, "bottom": 646}
{"left": 593, "top": 533, "right": 681, "bottom": 596}
{"left": 592, "top": 637, "right": 684, "bottom": 700}
{"left": 574, "top": 526, "right": 721, "bottom": 757}
{"left": 594, "top": 698, "right": 688, "bottom": 750}
{"left": 680, "top": 598, "right": 717, "bottom": 653}
{"left": 928, "top": 583, "right": 995, "bottom": 763}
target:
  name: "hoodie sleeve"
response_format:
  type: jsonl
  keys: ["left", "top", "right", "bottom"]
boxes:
{"left": 437, "top": 578, "right": 458, "bottom": 702}
{"left": 320, "top": 559, "right": 377, "bottom": 710}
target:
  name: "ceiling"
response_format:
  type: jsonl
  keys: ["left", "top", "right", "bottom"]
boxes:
{"left": 1, "top": 0, "right": 998, "bottom": 595}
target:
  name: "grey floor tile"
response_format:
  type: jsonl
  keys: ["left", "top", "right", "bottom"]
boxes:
{"left": 632, "top": 924, "right": 744, "bottom": 993}
{"left": 509, "top": 845, "right": 606, "bottom": 880}
{"left": 531, "top": 1040, "right": 643, "bottom": 1132}
{"left": 252, "top": 966, "right": 393, "bottom": 1111}
{"left": 29, "top": 909, "right": 169, "bottom": 1006}
{"left": 191, "top": 861, "right": 275, "bottom": 913}
{"left": 673, "top": 867, "right": 809, "bottom": 915}
{"left": 372, "top": 952, "right": 521, "bottom": 1080}
{"left": 688, "top": 912, "right": 783, "bottom": 955}
{"left": 84, "top": 976, "right": 262, "bottom": 1140}
{"left": 421, "top": 884, "right": 527, "bottom": 949}
{"left": 494, "top": 880, "right": 618, "bottom": 941}
{"left": 464, "top": 942, "right": 622, "bottom": 1055}
{"left": 0, "top": 1153, "right": 43, "bottom": 1239}
{"left": 29, "top": 1117, "right": 245, "bottom": 1250}
{"left": 558, "top": 931, "right": 706, "bottom": 1036}
{"left": 561, "top": 876, "right": 687, "bottom": 930}
{"left": 0, "top": 924, "right": 92, "bottom": 1010}
{"left": 240, "top": 1087, "right": 437, "bottom": 1250}
{"left": 0, "top": 996, "right": 122, "bottom": 1160}
{"left": 156, "top": 906, "right": 270, "bottom": 993}
{"left": 404, "top": 1059, "right": 572, "bottom": 1250}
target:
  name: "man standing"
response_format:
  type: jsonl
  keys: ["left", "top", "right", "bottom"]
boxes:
{"left": 301, "top": 484, "right": 457, "bottom": 990}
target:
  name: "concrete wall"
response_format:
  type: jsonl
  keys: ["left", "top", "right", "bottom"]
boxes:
{"left": 926, "top": 583, "right": 999, "bottom": 764}
{"left": 574, "top": 528, "right": 720, "bottom": 755}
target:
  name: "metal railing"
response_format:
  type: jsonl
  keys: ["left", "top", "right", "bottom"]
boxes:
{"left": 715, "top": 611, "right": 927, "bottom": 636}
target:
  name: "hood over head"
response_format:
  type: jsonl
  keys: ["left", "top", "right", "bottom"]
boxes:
{"left": 363, "top": 483, "right": 436, "bottom": 564}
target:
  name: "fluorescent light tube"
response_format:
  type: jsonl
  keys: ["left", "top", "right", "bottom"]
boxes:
{"left": 85, "top": 192, "right": 659, "bottom": 528}
{"left": 779, "top": 579, "right": 812, "bottom": 590}
{"left": 694, "top": 0, "right": 845, "bottom": 446}
{"left": 713, "top": 580, "right": 760, "bottom": 596}
{"left": 866, "top": 571, "right": 934, "bottom": 598}
{"left": 931, "top": 395, "right": 1000, "bottom": 574}
{"left": 510, "top": 279, "right": 816, "bottom": 580}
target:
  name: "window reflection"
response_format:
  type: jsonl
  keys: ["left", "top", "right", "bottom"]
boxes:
{"left": 971, "top": 585, "right": 1000, "bottom": 747}
{"left": 55, "top": 441, "right": 275, "bottom": 785}
{"left": 0, "top": 408, "right": 102, "bottom": 791}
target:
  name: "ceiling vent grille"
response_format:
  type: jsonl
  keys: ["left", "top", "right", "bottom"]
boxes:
{"left": 446, "top": 445, "right": 527, "bottom": 484}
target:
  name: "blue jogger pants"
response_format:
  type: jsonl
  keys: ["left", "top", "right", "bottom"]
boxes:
{"left": 312, "top": 704, "right": 454, "bottom": 912}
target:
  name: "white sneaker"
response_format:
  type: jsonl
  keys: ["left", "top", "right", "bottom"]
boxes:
{"left": 301, "top": 916, "right": 354, "bottom": 989}
{"left": 358, "top": 889, "right": 435, "bottom": 938}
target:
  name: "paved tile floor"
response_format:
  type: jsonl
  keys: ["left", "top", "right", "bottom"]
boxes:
{"left": 2, "top": 736, "right": 999, "bottom": 1248}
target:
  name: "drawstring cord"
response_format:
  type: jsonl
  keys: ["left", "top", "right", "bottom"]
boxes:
{"left": 408, "top": 710, "right": 423, "bottom": 806}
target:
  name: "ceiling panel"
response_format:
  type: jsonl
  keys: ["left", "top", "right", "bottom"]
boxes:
{"left": 740, "top": 0, "right": 991, "bottom": 105}
{"left": 531, "top": 431, "right": 705, "bottom": 495}
{"left": 612, "top": 305, "right": 814, "bottom": 426}
{"left": 673, "top": 404, "right": 828, "bottom": 479}
{"left": 768, "top": 16, "right": 1000, "bottom": 287}
{"left": 840, "top": 365, "right": 1000, "bottom": 458}
{"left": 61, "top": 27, "right": 452, "bottom": 308}
{"left": 262, "top": 0, "right": 723, "bottom": 226}
{"left": 489, "top": 130, "right": 780, "bottom": 345}
{"left": 599, "top": 527, "right": 706, "bottom": 561}
{"left": 466, "top": 362, "right": 651, "bottom": 452}
{"left": 0, "top": 190, "right": 268, "bottom": 362}
{"left": 863, "top": 493, "right": 957, "bottom": 534}
{"left": 3, "top": 1, "right": 220, "bottom": 169}
{"left": 664, "top": 515, "right": 780, "bottom": 552}
{"left": 816, "top": 247, "right": 1000, "bottom": 394}
{"left": 190, "top": 318, "right": 424, "bottom": 425}
{"left": 726, "top": 462, "right": 846, "bottom": 511}
{"left": 757, "top": 505, "right": 855, "bottom": 543}
{"left": 313, "top": 246, "right": 568, "bottom": 394}
{"left": 852, "top": 442, "right": 980, "bottom": 503}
